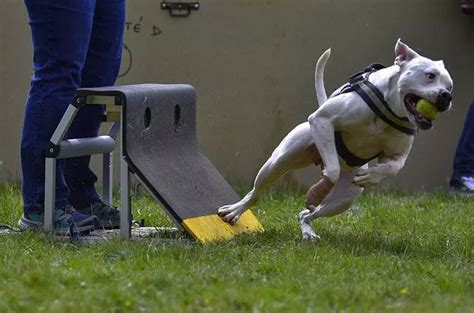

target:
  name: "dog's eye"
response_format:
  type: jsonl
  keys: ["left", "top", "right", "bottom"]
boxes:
{"left": 447, "top": 85, "right": 453, "bottom": 92}
{"left": 426, "top": 73, "right": 437, "bottom": 80}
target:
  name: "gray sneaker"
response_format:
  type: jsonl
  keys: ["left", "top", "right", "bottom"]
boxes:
{"left": 18, "top": 207, "right": 97, "bottom": 236}
{"left": 449, "top": 176, "right": 474, "bottom": 196}
{"left": 77, "top": 201, "right": 121, "bottom": 229}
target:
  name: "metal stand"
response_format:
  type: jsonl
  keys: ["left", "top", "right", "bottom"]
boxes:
{"left": 44, "top": 94, "right": 131, "bottom": 237}
{"left": 43, "top": 84, "right": 262, "bottom": 243}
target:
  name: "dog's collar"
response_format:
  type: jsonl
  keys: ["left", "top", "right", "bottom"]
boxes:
{"left": 338, "top": 64, "right": 417, "bottom": 136}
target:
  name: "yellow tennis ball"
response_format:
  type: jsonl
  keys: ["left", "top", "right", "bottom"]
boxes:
{"left": 416, "top": 99, "right": 438, "bottom": 120}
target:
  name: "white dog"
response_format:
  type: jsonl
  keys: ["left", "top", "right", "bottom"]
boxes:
{"left": 218, "top": 40, "right": 453, "bottom": 239}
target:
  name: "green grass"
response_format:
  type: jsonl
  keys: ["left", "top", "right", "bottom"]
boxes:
{"left": 0, "top": 182, "right": 473, "bottom": 313}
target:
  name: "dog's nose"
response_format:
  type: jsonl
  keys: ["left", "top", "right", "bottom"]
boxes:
{"left": 436, "top": 91, "right": 452, "bottom": 112}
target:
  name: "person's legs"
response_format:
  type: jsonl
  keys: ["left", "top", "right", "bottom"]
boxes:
{"left": 450, "top": 101, "right": 474, "bottom": 193}
{"left": 63, "top": 0, "right": 125, "bottom": 227}
{"left": 21, "top": 0, "right": 98, "bottom": 231}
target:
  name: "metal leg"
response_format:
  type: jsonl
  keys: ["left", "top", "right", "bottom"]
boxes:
{"left": 120, "top": 156, "right": 131, "bottom": 238}
{"left": 103, "top": 121, "right": 120, "bottom": 205}
{"left": 108, "top": 121, "right": 121, "bottom": 140}
{"left": 102, "top": 152, "right": 113, "bottom": 205}
{"left": 44, "top": 103, "right": 79, "bottom": 233}
{"left": 44, "top": 158, "right": 56, "bottom": 232}
{"left": 44, "top": 98, "right": 126, "bottom": 236}
{"left": 50, "top": 104, "right": 80, "bottom": 145}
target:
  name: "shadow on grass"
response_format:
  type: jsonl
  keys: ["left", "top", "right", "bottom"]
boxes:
{"left": 230, "top": 224, "right": 463, "bottom": 262}
{"left": 310, "top": 228, "right": 458, "bottom": 261}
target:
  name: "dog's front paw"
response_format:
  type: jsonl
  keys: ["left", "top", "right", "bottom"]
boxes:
{"left": 353, "top": 168, "right": 383, "bottom": 187}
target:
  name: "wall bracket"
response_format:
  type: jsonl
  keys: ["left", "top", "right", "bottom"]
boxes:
{"left": 161, "top": 2, "right": 199, "bottom": 17}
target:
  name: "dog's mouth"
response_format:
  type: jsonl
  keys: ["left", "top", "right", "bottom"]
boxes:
{"left": 404, "top": 94, "right": 433, "bottom": 130}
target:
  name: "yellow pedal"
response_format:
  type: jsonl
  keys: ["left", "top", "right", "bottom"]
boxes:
{"left": 182, "top": 210, "right": 263, "bottom": 243}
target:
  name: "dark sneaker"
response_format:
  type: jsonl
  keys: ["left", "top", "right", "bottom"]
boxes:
{"left": 18, "top": 207, "right": 97, "bottom": 236}
{"left": 449, "top": 176, "right": 474, "bottom": 195}
{"left": 461, "top": 0, "right": 474, "bottom": 14}
{"left": 77, "top": 201, "right": 121, "bottom": 229}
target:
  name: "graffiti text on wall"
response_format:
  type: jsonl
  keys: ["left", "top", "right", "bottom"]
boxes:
{"left": 125, "top": 16, "right": 162, "bottom": 37}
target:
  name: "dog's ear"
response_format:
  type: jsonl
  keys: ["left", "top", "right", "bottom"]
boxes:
{"left": 436, "top": 60, "right": 445, "bottom": 67}
{"left": 394, "top": 39, "right": 420, "bottom": 66}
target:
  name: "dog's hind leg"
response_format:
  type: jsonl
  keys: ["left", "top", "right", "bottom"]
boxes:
{"left": 305, "top": 175, "right": 334, "bottom": 210}
{"left": 218, "top": 156, "right": 301, "bottom": 225}
{"left": 218, "top": 123, "right": 316, "bottom": 225}
{"left": 298, "top": 170, "right": 363, "bottom": 240}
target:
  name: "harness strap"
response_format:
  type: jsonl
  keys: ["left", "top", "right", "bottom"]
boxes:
{"left": 330, "top": 64, "right": 417, "bottom": 167}
{"left": 334, "top": 131, "right": 377, "bottom": 167}
{"left": 338, "top": 64, "right": 417, "bottom": 136}
{"left": 352, "top": 83, "right": 417, "bottom": 135}
{"left": 362, "top": 80, "right": 409, "bottom": 122}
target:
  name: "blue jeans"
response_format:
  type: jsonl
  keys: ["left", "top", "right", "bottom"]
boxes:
{"left": 21, "top": 0, "right": 125, "bottom": 214}
{"left": 452, "top": 101, "right": 474, "bottom": 181}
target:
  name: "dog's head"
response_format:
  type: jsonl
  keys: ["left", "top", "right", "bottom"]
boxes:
{"left": 394, "top": 39, "right": 453, "bottom": 130}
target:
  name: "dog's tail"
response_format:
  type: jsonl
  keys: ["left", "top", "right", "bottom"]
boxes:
{"left": 314, "top": 48, "right": 331, "bottom": 106}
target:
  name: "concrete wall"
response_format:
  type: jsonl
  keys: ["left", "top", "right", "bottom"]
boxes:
{"left": 1, "top": 0, "right": 473, "bottom": 191}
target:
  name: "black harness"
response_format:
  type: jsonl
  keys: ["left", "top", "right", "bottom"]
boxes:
{"left": 332, "top": 64, "right": 417, "bottom": 167}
